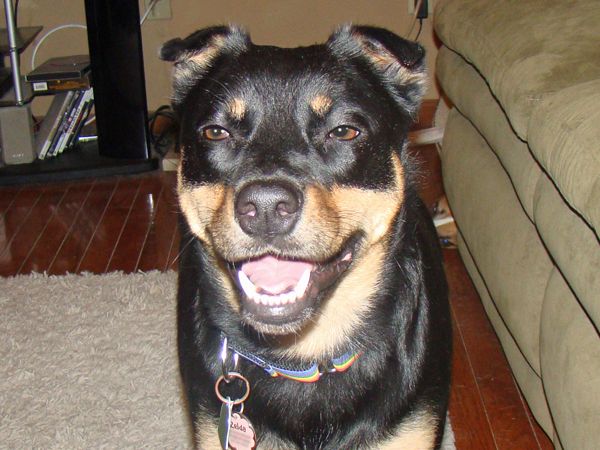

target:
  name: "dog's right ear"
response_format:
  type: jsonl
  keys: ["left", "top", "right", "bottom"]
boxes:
{"left": 328, "top": 25, "right": 426, "bottom": 117}
{"left": 160, "top": 25, "right": 250, "bottom": 105}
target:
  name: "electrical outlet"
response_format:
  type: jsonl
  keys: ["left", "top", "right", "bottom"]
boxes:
{"left": 408, "top": 0, "right": 433, "bottom": 16}
{"left": 144, "top": 0, "right": 171, "bottom": 20}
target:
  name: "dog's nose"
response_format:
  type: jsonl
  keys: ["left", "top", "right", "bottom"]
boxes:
{"left": 235, "top": 181, "right": 302, "bottom": 237}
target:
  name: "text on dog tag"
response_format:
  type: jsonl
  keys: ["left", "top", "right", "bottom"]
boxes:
{"left": 228, "top": 412, "right": 256, "bottom": 450}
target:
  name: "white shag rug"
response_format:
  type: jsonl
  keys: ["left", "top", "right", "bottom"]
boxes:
{"left": 0, "top": 271, "right": 455, "bottom": 449}
{"left": 0, "top": 271, "right": 192, "bottom": 449}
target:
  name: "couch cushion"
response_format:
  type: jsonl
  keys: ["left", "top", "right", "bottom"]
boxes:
{"left": 541, "top": 269, "right": 600, "bottom": 450}
{"left": 441, "top": 109, "right": 554, "bottom": 375}
{"left": 529, "top": 80, "right": 600, "bottom": 236}
{"left": 533, "top": 176, "right": 600, "bottom": 330}
{"left": 434, "top": 0, "right": 600, "bottom": 140}
{"left": 436, "top": 46, "right": 542, "bottom": 220}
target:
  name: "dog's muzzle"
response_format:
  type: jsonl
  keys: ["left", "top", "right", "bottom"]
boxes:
{"left": 228, "top": 179, "right": 358, "bottom": 335}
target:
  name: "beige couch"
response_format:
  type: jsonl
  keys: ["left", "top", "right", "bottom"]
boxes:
{"left": 433, "top": 1, "right": 600, "bottom": 449}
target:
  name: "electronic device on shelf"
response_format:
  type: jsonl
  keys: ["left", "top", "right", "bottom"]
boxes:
{"left": 26, "top": 55, "right": 92, "bottom": 95}
{"left": 0, "top": 0, "right": 157, "bottom": 183}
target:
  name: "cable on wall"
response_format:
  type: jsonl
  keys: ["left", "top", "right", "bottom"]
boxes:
{"left": 30, "top": 24, "right": 88, "bottom": 70}
{"left": 30, "top": 0, "right": 161, "bottom": 70}
{"left": 405, "top": 0, "right": 424, "bottom": 40}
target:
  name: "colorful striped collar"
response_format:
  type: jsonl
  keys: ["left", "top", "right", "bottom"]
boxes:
{"left": 223, "top": 335, "right": 361, "bottom": 383}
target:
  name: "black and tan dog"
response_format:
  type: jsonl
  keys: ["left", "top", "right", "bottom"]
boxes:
{"left": 161, "top": 24, "right": 452, "bottom": 449}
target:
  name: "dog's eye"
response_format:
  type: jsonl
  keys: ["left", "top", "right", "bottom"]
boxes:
{"left": 202, "top": 126, "right": 230, "bottom": 141}
{"left": 329, "top": 126, "right": 360, "bottom": 141}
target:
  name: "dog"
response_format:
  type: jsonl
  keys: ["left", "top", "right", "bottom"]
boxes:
{"left": 161, "top": 24, "right": 452, "bottom": 449}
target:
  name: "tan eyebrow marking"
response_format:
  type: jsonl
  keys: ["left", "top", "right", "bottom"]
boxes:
{"left": 228, "top": 98, "right": 246, "bottom": 120}
{"left": 310, "top": 94, "right": 333, "bottom": 116}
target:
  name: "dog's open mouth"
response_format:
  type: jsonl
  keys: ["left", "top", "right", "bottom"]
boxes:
{"left": 229, "top": 237, "right": 359, "bottom": 334}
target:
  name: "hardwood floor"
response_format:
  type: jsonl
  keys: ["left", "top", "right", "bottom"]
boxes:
{"left": 0, "top": 173, "right": 180, "bottom": 276}
{"left": 0, "top": 107, "right": 553, "bottom": 449}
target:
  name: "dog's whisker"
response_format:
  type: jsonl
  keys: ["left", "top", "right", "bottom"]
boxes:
{"left": 169, "top": 235, "right": 195, "bottom": 267}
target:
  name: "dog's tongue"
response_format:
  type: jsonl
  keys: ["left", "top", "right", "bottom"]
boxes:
{"left": 241, "top": 256, "right": 314, "bottom": 295}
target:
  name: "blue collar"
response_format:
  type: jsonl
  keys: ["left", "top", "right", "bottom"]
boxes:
{"left": 222, "top": 335, "right": 361, "bottom": 383}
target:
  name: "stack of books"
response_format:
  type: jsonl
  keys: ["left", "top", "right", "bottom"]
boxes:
{"left": 34, "top": 89, "right": 94, "bottom": 159}
{"left": 26, "top": 55, "right": 95, "bottom": 160}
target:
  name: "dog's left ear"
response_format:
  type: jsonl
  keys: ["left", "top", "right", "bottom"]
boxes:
{"left": 160, "top": 25, "right": 250, "bottom": 106}
{"left": 328, "top": 25, "right": 427, "bottom": 116}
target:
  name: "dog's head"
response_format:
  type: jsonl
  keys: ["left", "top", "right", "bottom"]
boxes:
{"left": 162, "top": 25, "right": 426, "bottom": 352}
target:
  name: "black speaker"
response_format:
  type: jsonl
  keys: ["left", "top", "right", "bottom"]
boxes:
{"left": 84, "top": 0, "right": 151, "bottom": 160}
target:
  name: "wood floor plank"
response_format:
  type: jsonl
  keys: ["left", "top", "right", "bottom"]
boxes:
{"left": 448, "top": 298, "right": 497, "bottom": 449}
{"left": 76, "top": 176, "right": 142, "bottom": 274}
{"left": 19, "top": 182, "right": 94, "bottom": 274}
{"left": 47, "top": 179, "right": 117, "bottom": 275}
{"left": 0, "top": 184, "right": 46, "bottom": 261}
{"left": 106, "top": 175, "right": 165, "bottom": 273}
{"left": 136, "top": 173, "right": 179, "bottom": 272}
{"left": 0, "top": 184, "right": 66, "bottom": 276}
{"left": 0, "top": 185, "right": 21, "bottom": 212}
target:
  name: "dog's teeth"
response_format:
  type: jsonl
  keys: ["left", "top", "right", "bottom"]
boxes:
{"left": 295, "top": 269, "right": 311, "bottom": 299}
{"left": 238, "top": 271, "right": 257, "bottom": 297}
{"left": 240, "top": 269, "right": 308, "bottom": 307}
{"left": 287, "top": 292, "right": 297, "bottom": 304}
{"left": 252, "top": 292, "right": 298, "bottom": 307}
{"left": 280, "top": 292, "right": 291, "bottom": 305}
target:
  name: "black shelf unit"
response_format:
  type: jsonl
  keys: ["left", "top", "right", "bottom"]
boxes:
{"left": 0, "top": 0, "right": 158, "bottom": 186}
{"left": 0, "top": 141, "right": 157, "bottom": 185}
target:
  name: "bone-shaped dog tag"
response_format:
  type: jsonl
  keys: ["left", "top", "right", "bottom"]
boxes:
{"left": 218, "top": 398, "right": 233, "bottom": 450}
{"left": 228, "top": 412, "right": 257, "bottom": 450}
{"left": 215, "top": 372, "right": 256, "bottom": 449}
